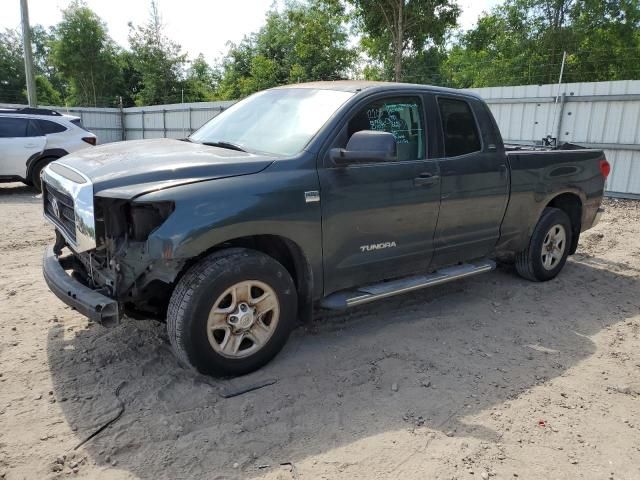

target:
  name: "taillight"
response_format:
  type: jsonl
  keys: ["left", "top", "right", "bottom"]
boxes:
{"left": 599, "top": 158, "right": 611, "bottom": 178}
{"left": 82, "top": 136, "right": 97, "bottom": 146}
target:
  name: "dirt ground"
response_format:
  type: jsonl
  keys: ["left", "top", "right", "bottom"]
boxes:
{"left": 0, "top": 182, "right": 639, "bottom": 480}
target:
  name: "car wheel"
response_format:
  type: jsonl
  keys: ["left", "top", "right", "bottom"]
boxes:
{"left": 31, "top": 157, "right": 56, "bottom": 193}
{"left": 167, "top": 249, "right": 297, "bottom": 376}
{"left": 515, "top": 207, "right": 572, "bottom": 282}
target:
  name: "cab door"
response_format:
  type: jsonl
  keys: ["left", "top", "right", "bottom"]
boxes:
{"left": 0, "top": 117, "right": 45, "bottom": 178}
{"left": 319, "top": 94, "right": 441, "bottom": 294}
{"left": 430, "top": 96, "right": 509, "bottom": 267}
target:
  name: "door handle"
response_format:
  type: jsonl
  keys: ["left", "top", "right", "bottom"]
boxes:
{"left": 414, "top": 173, "right": 440, "bottom": 187}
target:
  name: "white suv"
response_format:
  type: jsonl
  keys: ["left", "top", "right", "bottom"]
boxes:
{"left": 0, "top": 108, "right": 97, "bottom": 191}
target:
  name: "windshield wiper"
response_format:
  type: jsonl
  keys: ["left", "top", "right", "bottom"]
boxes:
{"left": 201, "top": 141, "right": 247, "bottom": 152}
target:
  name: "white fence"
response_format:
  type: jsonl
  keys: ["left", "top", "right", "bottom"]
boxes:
{"left": 122, "top": 101, "right": 236, "bottom": 141}
{"left": 466, "top": 80, "right": 640, "bottom": 199}
{"left": 4, "top": 80, "right": 639, "bottom": 198}
{"left": 43, "top": 101, "right": 236, "bottom": 144}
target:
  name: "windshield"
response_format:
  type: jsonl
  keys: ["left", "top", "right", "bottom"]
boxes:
{"left": 190, "top": 88, "right": 354, "bottom": 156}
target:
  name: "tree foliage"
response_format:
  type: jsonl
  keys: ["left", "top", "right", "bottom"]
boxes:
{"left": 0, "top": 29, "right": 25, "bottom": 104}
{"left": 2, "top": 0, "right": 640, "bottom": 107}
{"left": 443, "top": 0, "right": 640, "bottom": 88}
{"left": 127, "top": 0, "right": 187, "bottom": 105}
{"left": 182, "top": 54, "right": 220, "bottom": 102}
{"left": 50, "top": 0, "right": 123, "bottom": 106}
{"left": 34, "top": 75, "right": 63, "bottom": 105}
{"left": 0, "top": 26, "right": 66, "bottom": 105}
{"left": 347, "top": 0, "right": 459, "bottom": 81}
{"left": 216, "top": 0, "right": 356, "bottom": 99}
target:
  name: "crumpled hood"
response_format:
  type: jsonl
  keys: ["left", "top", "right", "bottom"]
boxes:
{"left": 55, "top": 138, "right": 276, "bottom": 198}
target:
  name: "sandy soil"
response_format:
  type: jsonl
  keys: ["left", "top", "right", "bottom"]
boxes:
{"left": 0, "top": 182, "right": 639, "bottom": 480}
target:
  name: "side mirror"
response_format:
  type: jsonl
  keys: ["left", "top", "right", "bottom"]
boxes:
{"left": 330, "top": 130, "right": 397, "bottom": 166}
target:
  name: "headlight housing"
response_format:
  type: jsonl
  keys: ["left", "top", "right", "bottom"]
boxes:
{"left": 95, "top": 198, "right": 174, "bottom": 246}
{"left": 128, "top": 202, "right": 175, "bottom": 241}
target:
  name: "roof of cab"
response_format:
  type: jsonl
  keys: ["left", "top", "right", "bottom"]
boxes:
{"left": 274, "top": 80, "right": 483, "bottom": 99}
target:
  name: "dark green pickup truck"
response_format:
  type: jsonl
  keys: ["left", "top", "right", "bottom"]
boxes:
{"left": 41, "top": 81, "right": 609, "bottom": 376}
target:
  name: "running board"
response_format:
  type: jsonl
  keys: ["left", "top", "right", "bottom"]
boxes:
{"left": 320, "top": 260, "right": 496, "bottom": 310}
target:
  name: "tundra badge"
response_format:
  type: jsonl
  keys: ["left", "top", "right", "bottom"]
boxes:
{"left": 305, "top": 191, "right": 320, "bottom": 203}
{"left": 360, "top": 241, "right": 397, "bottom": 252}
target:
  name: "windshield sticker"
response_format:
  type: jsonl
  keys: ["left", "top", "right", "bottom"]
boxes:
{"left": 366, "top": 103, "right": 421, "bottom": 144}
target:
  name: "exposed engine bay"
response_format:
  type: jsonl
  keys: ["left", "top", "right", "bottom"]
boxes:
{"left": 54, "top": 197, "right": 182, "bottom": 320}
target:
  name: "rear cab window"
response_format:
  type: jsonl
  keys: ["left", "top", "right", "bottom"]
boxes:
{"left": 437, "top": 98, "right": 482, "bottom": 157}
{"left": 347, "top": 96, "right": 426, "bottom": 161}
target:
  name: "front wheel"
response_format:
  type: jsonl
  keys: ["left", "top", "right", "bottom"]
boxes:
{"left": 515, "top": 207, "right": 572, "bottom": 282}
{"left": 167, "top": 249, "right": 297, "bottom": 376}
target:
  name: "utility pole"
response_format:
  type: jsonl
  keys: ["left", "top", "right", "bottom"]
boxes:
{"left": 20, "top": 0, "right": 37, "bottom": 106}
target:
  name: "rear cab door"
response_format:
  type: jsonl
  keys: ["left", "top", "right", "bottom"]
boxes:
{"left": 319, "top": 90, "right": 442, "bottom": 294}
{"left": 429, "top": 94, "right": 510, "bottom": 267}
{"left": 0, "top": 116, "right": 46, "bottom": 178}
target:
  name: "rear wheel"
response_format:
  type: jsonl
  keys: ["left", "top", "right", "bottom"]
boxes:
{"left": 515, "top": 207, "right": 572, "bottom": 282}
{"left": 167, "top": 249, "right": 297, "bottom": 376}
{"left": 31, "top": 157, "right": 56, "bottom": 193}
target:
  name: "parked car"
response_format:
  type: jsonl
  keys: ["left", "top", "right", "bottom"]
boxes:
{"left": 40, "top": 81, "right": 609, "bottom": 376}
{"left": 0, "top": 107, "right": 97, "bottom": 191}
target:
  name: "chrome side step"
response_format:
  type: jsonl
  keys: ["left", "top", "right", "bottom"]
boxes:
{"left": 320, "top": 260, "right": 496, "bottom": 310}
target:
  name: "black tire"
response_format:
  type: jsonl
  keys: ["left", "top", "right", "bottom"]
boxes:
{"left": 167, "top": 249, "right": 297, "bottom": 376}
{"left": 515, "top": 207, "right": 572, "bottom": 282}
{"left": 31, "top": 158, "right": 56, "bottom": 193}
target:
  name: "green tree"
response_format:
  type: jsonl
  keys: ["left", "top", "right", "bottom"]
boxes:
{"left": 217, "top": 0, "right": 356, "bottom": 99}
{"left": 34, "top": 75, "right": 63, "bottom": 105}
{"left": 128, "top": 0, "right": 187, "bottom": 105}
{"left": 346, "top": 0, "right": 459, "bottom": 82}
{"left": 0, "top": 28, "right": 26, "bottom": 104}
{"left": 50, "top": 1, "right": 123, "bottom": 106}
{"left": 216, "top": 38, "right": 257, "bottom": 99}
{"left": 443, "top": 6, "right": 536, "bottom": 87}
{"left": 31, "top": 25, "right": 67, "bottom": 100}
{"left": 0, "top": 26, "right": 66, "bottom": 105}
{"left": 182, "top": 54, "right": 219, "bottom": 102}
{"left": 444, "top": 0, "right": 640, "bottom": 88}
{"left": 566, "top": 0, "right": 640, "bottom": 82}
{"left": 116, "top": 50, "right": 143, "bottom": 107}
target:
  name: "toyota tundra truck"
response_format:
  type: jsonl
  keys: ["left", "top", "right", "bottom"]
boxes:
{"left": 41, "top": 81, "right": 609, "bottom": 376}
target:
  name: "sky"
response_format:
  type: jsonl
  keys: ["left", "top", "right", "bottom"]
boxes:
{"left": 1, "top": 0, "right": 500, "bottom": 64}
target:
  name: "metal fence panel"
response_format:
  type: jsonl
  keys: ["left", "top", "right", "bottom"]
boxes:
{"left": 121, "top": 101, "right": 235, "bottom": 141}
{"left": 62, "top": 107, "right": 122, "bottom": 144}
{"left": 465, "top": 80, "right": 640, "bottom": 198}
{"left": 4, "top": 81, "right": 639, "bottom": 197}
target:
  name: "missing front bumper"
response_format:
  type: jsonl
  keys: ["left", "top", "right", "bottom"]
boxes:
{"left": 42, "top": 246, "right": 120, "bottom": 326}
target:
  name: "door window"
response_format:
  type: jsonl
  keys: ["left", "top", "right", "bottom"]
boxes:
{"left": 27, "top": 120, "right": 42, "bottom": 137}
{"left": 37, "top": 119, "right": 66, "bottom": 134}
{"left": 347, "top": 96, "right": 425, "bottom": 161}
{"left": 0, "top": 117, "right": 28, "bottom": 138}
{"left": 437, "top": 98, "right": 482, "bottom": 157}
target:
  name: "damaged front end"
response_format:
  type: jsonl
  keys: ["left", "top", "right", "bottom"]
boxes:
{"left": 73, "top": 197, "right": 180, "bottom": 319}
{"left": 42, "top": 164, "right": 184, "bottom": 326}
